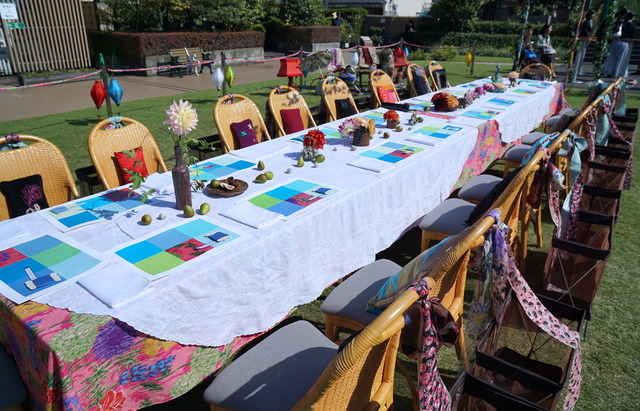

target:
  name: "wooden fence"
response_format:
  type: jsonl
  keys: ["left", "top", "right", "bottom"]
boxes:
{"left": 0, "top": 0, "right": 90, "bottom": 74}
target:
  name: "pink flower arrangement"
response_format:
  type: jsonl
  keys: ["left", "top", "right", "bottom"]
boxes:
{"left": 463, "top": 89, "right": 477, "bottom": 105}
{"left": 338, "top": 116, "right": 376, "bottom": 138}
{"left": 475, "top": 86, "right": 486, "bottom": 96}
{"left": 483, "top": 83, "right": 496, "bottom": 92}
{"left": 164, "top": 99, "right": 198, "bottom": 145}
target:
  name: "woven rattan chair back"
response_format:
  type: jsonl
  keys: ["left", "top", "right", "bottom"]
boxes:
{"left": 520, "top": 63, "right": 553, "bottom": 81}
{"left": 369, "top": 69, "right": 399, "bottom": 109}
{"left": 88, "top": 117, "right": 167, "bottom": 190}
{"left": 268, "top": 86, "right": 317, "bottom": 137}
{"left": 292, "top": 291, "right": 410, "bottom": 410}
{"left": 214, "top": 94, "right": 271, "bottom": 153}
{"left": 407, "top": 63, "right": 420, "bottom": 97}
{"left": 0, "top": 135, "right": 79, "bottom": 221}
{"left": 321, "top": 77, "right": 359, "bottom": 122}
{"left": 427, "top": 60, "right": 450, "bottom": 91}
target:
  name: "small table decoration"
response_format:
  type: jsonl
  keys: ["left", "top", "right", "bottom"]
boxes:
{"left": 300, "top": 128, "right": 326, "bottom": 161}
{"left": 431, "top": 91, "right": 459, "bottom": 112}
{"left": 383, "top": 110, "right": 400, "bottom": 129}
{"left": 338, "top": 116, "right": 376, "bottom": 147}
{"left": 507, "top": 71, "right": 519, "bottom": 87}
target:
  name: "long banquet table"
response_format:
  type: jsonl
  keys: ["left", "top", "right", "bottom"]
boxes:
{"left": 0, "top": 77, "right": 567, "bottom": 410}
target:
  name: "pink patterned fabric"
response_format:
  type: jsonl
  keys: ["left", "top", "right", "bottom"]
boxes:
{"left": 486, "top": 220, "right": 582, "bottom": 410}
{"left": 455, "top": 119, "right": 505, "bottom": 188}
{"left": 601, "top": 98, "right": 634, "bottom": 189}
{"left": 0, "top": 295, "right": 259, "bottom": 411}
{"left": 549, "top": 83, "right": 571, "bottom": 118}
{"left": 408, "top": 279, "right": 452, "bottom": 411}
{"left": 565, "top": 173, "right": 585, "bottom": 241}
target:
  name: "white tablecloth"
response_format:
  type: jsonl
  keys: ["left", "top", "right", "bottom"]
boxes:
{"left": 1, "top": 78, "right": 558, "bottom": 346}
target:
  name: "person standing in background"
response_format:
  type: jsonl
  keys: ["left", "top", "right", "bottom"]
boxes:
{"left": 602, "top": 7, "right": 629, "bottom": 77}
{"left": 619, "top": 11, "right": 636, "bottom": 77}
{"left": 403, "top": 20, "right": 416, "bottom": 46}
{"left": 573, "top": 10, "right": 595, "bottom": 81}
{"left": 331, "top": 11, "right": 342, "bottom": 27}
{"left": 535, "top": 24, "right": 557, "bottom": 77}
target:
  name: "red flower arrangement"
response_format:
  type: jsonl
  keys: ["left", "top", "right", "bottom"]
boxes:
{"left": 303, "top": 129, "right": 326, "bottom": 150}
{"left": 383, "top": 110, "right": 400, "bottom": 121}
{"left": 431, "top": 91, "right": 459, "bottom": 112}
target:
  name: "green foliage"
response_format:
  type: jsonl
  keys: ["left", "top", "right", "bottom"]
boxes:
{"left": 429, "top": 0, "right": 491, "bottom": 31}
{"left": 430, "top": 46, "right": 458, "bottom": 61}
{"left": 263, "top": 16, "right": 284, "bottom": 49}
{"left": 190, "top": 0, "right": 264, "bottom": 32}
{"left": 368, "top": 26, "right": 384, "bottom": 46}
{"left": 326, "top": 8, "right": 368, "bottom": 45}
{"left": 279, "top": 0, "right": 325, "bottom": 26}
{"left": 103, "top": 0, "right": 191, "bottom": 32}
{"left": 407, "top": 49, "right": 429, "bottom": 61}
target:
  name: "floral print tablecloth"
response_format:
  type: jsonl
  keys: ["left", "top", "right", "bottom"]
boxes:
{"left": 0, "top": 295, "right": 257, "bottom": 410}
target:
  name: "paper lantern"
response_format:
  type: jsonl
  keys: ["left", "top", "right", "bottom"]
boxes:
{"left": 393, "top": 47, "right": 409, "bottom": 67}
{"left": 350, "top": 51, "right": 360, "bottom": 67}
{"left": 90, "top": 81, "right": 107, "bottom": 109}
{"left": 277, "top": 58, "right": 303, "bottom": 88}
{"left": 225, "top": 65, "right": 235, "bottom": 87}
{"left": 108, "top": 78, "right": 123, "bottom": 106}
{"left": 465, "top": 51, "right": 473, "bottom": 66}
{"left": 212, "top": 68, "right": 225, "bottom": 90}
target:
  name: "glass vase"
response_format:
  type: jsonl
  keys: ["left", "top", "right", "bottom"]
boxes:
{"left": 172, "top": 145, "right": 192, "bottom": 210}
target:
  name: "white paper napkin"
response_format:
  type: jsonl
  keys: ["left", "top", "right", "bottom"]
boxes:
{"left": 404, "top": 135, "right": 440, "bottom": 146}
{"left": 220, "top": 202, "right": 284, "bottom": 229}
{"left": 78, "top": 261, "right": 149, "bottom": 308}
{"left": 229, "top": 143, "right": 290, "bottom": 161}
{"left": 0, "top": 219, "right": 27, "bottom": 243}
{"left": 347, "top": 157, "right": 394, "bottom": 173}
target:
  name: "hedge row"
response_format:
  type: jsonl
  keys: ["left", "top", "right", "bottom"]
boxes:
{"left": 88, "top": 31, "right": 265, "bottom": 59}
{"left": 277, "top": 26, "right": 341, "bottom": 43}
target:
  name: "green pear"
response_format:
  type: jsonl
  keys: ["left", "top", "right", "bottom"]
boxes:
{"left": 141, "top": 214, "right": 152, "bottom": 225}
{"left": 257, "top": 160, "right": 265, "bottom": 170}
{"left": 183, "top": 205, "right": 195, "bottom": 218}
{"left": 315, "top": 154, "right": 325, "bottom": 163}
{"left": 255, "top": 174, "right": 268, "bottom": 183}
{"left": 210, "top": 179, "right": 221, "bottom": 188}
{"left": 265, "top": 171, "right": 274, "bottom": 180}
{"left": 297, "top": 157, "right": 305, "bottom": 167}
{"left": 199, "top": 203, "right": 211, "bottom": 215}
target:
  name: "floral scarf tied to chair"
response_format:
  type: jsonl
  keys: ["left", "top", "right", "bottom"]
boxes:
{"left": 475, "top": 211, "right": 583, "bottom": 410}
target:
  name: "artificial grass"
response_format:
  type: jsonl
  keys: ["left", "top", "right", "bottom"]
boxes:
{"left": 1, "top": 61, "right": 638, "bottom": 410}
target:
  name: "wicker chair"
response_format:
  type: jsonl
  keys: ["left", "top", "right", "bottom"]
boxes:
{"left": 88, "top": 117, "right": 168, "bottom": 190}
{"left": 321, "top": 77, "right": 359, "bottom": 122}
{"left": 369, "top": 69, "right": 400, "bottom": 109}
{"left": 204, "top": 287, "right": 418, "bottom": 410}
{"left": 267, "top": 86, "right": 317, "bottom": 137}
{"left": 214, "top": 94, "right": 271, "bottom": 153}
{"left": 427, "top": 60, "right": 451, "bottom": 91}
{"left": 519, "top": 63, "right": 553, "bottom": 81}
{"left": 0, "top": 135, "right": 79, "bottom": 221}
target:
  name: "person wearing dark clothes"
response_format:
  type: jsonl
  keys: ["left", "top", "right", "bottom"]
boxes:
{"left": 573, "top": 10, "right": 595, "bottom": 80}
{"left": 535, "top": 24, "right": 557, "bottom": 77}
{"left": 403, "top": 20, "right": 415, "bottom": 45}
{"left": 331, "top": 12, "right": 342, "bottom": 27}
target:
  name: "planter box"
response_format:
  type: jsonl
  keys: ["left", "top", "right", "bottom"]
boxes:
{"left": 18, "top": 70, "right": 99, "bottom": 86}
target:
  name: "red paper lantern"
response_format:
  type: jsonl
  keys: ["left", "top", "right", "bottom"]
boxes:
{"left": 90, "top": 81, "right": 107, "bottom": 109}
{"left": 277, "top": 58, "right": 303, "bottom": 88}
{"left": 393, "top": 47, "right": 409, "bottom": 67}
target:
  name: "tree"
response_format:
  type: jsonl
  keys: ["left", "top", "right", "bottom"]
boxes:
{"left": 430, "top": 0, "right": 491, "bottom": 31}
{"left": 279, "top": 0, "right": 325, "bottom": 26}
{"left": 190, "top": 0, "right": 264, "bottom": 31}
{"left": 100, "top": 0, "right": 189, "bottom": 32}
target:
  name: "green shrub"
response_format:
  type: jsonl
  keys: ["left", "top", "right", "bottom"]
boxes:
{"left": 249, "top": 24, "right": 266, "bottom": 33}
{"left": 264, "top": 16, "right": 283, "bottom": 49}
{"left": 430, "top": 46, "right": 458, "bottom": 61}
{"left": 408, "top": 49, "right": 429, "bottom": 61}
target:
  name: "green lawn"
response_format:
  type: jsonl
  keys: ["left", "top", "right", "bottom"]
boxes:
{"left": 1, "top": 61, "right": 638, "bottom": 410}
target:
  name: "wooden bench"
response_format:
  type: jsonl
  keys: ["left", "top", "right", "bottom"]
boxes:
{"left": 168, "top": 47, "right": 213, "bottom": 78}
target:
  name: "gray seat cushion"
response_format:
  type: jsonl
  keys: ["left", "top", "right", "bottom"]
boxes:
{"left": 545, "top": 107, "right": 576, "bottom": 131}
{"left": 0, "top": 345, "right": 27, "bottom": 409}
{"left": 458, "top": 174, "right": 503, "bottom": 203}
{"left": 203, "top": 321, "right": 338, "bottom": 410}
{"left": 521, "top": 131, "right": 548, "bottom": 146}
{"left": 321, "top": 259, "right": 401, "bottom": 325}
{"left": 503, "top": 144, "right": 532, "bottom": 162}
{"left": 419, "top": 198, "right": 475, "bottom": 235}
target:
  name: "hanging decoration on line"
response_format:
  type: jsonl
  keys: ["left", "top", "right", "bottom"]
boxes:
{"left": 108, "top": 78, "right": 123, "bottom": 115}
{"left": 225, "top": 65, "right": 235, "bottom": 87}
{"left": 212, "top": 68, "right": 225, "bottom": 99}
{"left": 90, "top": 80, "right": 107, "bottom": 120}
{"left": 350, "top": 50, "right": 359, "bottom": 67}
